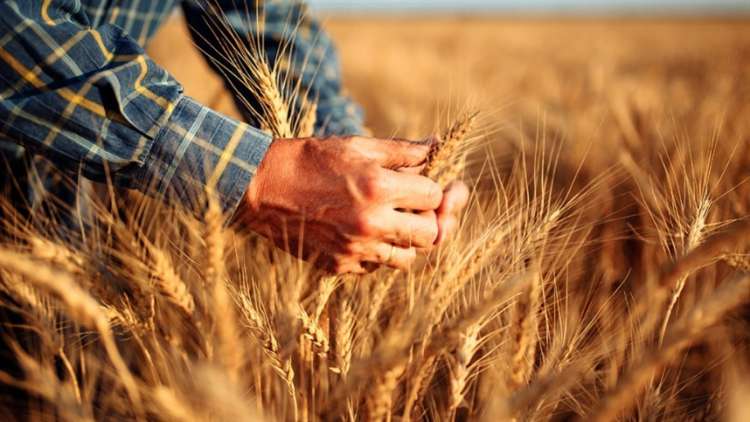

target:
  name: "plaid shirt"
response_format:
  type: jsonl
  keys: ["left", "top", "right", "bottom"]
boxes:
{"left": 0, "top": 0, "right": 363, "bottom": 216}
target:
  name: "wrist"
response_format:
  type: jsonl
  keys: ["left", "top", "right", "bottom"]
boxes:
{"left": 242, "top": 138, "right": 303, "bottom": 215}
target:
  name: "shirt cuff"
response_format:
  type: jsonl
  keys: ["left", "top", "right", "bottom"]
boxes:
{"left": 134, "top": 95, "right": 273, "bottom": 217}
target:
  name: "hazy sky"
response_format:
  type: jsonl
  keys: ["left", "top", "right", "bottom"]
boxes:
{"left": 307, "top": 0, "right": 750, "bottom": 12}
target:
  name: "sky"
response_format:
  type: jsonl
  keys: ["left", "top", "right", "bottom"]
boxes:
{"left": 307, "top": 0, "right": 750, "bottom": 13}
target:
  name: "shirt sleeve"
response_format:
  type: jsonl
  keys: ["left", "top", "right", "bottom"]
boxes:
{"left": 0, "top": 1, "right": 272, "bottom": 215}
{"left": 182, "top": 0, "right": 365, "bottom": 137}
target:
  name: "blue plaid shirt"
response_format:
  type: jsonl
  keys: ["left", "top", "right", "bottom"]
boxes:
{"left": 0, "top": 0, "right": 363, "bottom": 216}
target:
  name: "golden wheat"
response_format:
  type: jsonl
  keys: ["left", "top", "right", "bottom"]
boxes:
{"left": 0, "top": 12, "right": 747, "bottom": 422}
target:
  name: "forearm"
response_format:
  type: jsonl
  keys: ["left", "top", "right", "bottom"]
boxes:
{"left": 0, "top": 1, "right": 272, "bottom": 214}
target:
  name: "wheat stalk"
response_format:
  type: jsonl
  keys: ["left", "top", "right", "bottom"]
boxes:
{"left": 588, "top": 273, "right": 750, "bottom": 422}
{"left": 0, "top": 249, "right": 143, "bottom": 417}
{"left": 204, "top": 195, "right": 243, "bottom": 380}
{"left": 507, "top": 264, "right": 543, "bottom": 390}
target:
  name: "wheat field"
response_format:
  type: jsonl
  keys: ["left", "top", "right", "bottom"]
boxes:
{"left": 0, "top": 13, "right": 750, "bottom": 421}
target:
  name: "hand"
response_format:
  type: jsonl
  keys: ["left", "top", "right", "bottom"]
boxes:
{"left": 237, "top": 136, "right": 443, "bottom": 274}
{"left": 434, "top": 181, "right": 470, "bottom": 244}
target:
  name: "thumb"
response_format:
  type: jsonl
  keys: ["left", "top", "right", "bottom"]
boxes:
{"left": 352, "top": 136, "right": 434, "bottom": 169}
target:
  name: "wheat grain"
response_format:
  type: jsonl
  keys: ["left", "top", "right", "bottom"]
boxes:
{"left": 298, "top": 306, "right": 330, "bottom": 357}
{"left": 423, "top": 112, "right": 478, "bottom": 180}
{"left": 333, "top": 300, "right": 354, "bottom": 376}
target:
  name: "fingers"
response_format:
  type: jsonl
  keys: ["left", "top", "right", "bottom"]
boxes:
{"left": 435, "top": 181, "right": 470, "bottom": 244}
{"left": 364, "top": 243, "right": 417, "bottom": 270}
{"left": 350, "top": 136, "right": 432, "bottom": 169}
{"left": 381, "top": 170, "right": 443, "bottom": 211}
{"left": 379, "top": 209, "right": 439, "bottom": 248}
{"left": 436, "top": 214, "right": 459, "bottom": 245}
{"left": 438, "top": 181, "right": 470, "bottom": 217}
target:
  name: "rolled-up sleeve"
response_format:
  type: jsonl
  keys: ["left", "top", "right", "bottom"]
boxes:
{"left": 0, "top": 1, "right": 272, "bottom": 214}
{"left": 135, "top": 96, "right": 272, "bottom": 216}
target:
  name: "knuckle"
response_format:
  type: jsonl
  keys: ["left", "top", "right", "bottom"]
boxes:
{"left": 426, "top": 182, "right": 443, "bottom": 208}
{"left": 353, "top": 211, "right": 377, "bottom": 236}
{"left": 359, "top": 167, "right": 383, "bottom": 200}
{"left": 331, "top": 258, "right": 350, "bottom": 275}
{"left": 340, "top": 240, "right": 359, "bottom": 257}
{"left": 332, "top": 264, "right": 347, "bottom": 275}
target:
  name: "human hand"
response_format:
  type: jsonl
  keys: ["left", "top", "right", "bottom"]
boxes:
{"left": 434, "top": 180, "right": 470, "bottom": 244}
{"left": 237, "top": 136, "right": 444, "bottom": 274}
{"left": 395, "top": 166, "right": 469, "bottom": 247}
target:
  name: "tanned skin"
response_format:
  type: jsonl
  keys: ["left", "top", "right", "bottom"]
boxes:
{"left": 239, "top": 136, "right": 469, "bottom": 274}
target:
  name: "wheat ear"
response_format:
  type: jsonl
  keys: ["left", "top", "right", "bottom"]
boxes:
{"left": 28, "top": 236, "right": 84, "bottom": 274}
{"left": 332, "top": 299, "right": 354, "bottom": 376}
{"left": 255, "top": 64, "right": 294, "bottom": 138}
{"left": 297, "top": 100, "right": 317, "bottom": 138}
{"left": 588, "top": 273, "right": 750, "bottom": 422}
{"left": 147, "top": 245, "right": 195, "bottom": 315}
{"left": 236, "top": 294, "right": 296, "bottom": 400}
{"left": 658, "top": 199, "right": 710, "bottom": 343}
{"left": 423, "top": 112, "right": 478, "bottom": 180}
{"left": 0, "top": 249, "right": 143, "bottom": 417}
{"left": 313, "top": 276, "right": 337, "bottom": 322}
{"left": 659, "top": 220, "right": 750, "bottom": 290}
{"left": 508, "top": 265, "right": 543, "bottom": 389}
{"left": 298, "top": 306, "right": 330, "bottom": 357}
{"left": 448, "top": 324, "right": 482, "bottom": 416}
{"left": 368, "top": 364, "right": 405, "bottom": 422}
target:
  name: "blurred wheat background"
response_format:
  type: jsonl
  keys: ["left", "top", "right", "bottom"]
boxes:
{"left": 0, "top": 8, "right": 749, "bottom": 422}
